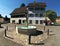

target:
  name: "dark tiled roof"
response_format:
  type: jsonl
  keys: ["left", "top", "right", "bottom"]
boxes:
{"left": 10, "top": 2, "right": 46, "bottom": 16}
{"left": 27, "top": 2, "right": 46, "bottom": 8}
{"left": 10, "top": 7, "right": 27, "bottom": 15}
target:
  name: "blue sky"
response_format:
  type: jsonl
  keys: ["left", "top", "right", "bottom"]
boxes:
{"left": 0, "top": 0, "right": 60, "bottom": 17}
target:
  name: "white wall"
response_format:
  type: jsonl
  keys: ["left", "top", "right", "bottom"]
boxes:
{"left": 10, "top": 18, "right": 26, "bottom": 23}
{"left": 10, "top": 17, "right": 46, "bottom": 25}
{"left": 28, "top": 17, "right": 45, "bottom": 25}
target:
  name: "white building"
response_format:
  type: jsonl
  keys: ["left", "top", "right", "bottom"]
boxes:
{"left": 10, "top": 2, "right": 47, "bottom": 25}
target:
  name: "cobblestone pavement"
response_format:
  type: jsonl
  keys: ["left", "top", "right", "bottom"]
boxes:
{"left": 1, "top": 24, "right": 60, "bottom": 46}
{"left": 32, "top": 26, "right": 60, "bottom": 46}
{"left": 0, "top": 26, "right": 23, "bottom": 46}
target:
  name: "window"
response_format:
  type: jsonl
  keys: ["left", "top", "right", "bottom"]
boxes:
{"left": 35, "top": 20, "right": 38, "bottom": 24}
{"left": 20, "top": 15, "right": 25, "bottom": 17}
{"left": 40, "top": 8, "right": 45, "bottom": 10}
{"left": 40, "top": 20, "right": 43, "bottom": 24}
{"left": 11, "top": 15, "right": 20, "bottom": 18}
{"left": 40, "top": 14, "right": 43, "bottom": 17}
{"left": 29, "top": 8, "right": 34, "bottom": 11}
{"left": 11, "top": 15, "right": 26, "bottom": 18}
{"left": 29, "top": 20, "right": 32, "bottom": 24}
{"left": 35, "top": 8, "right": 40, "bottom": 10}
{"left": 12, "top": 20, "right": 15, "bottom": 23}
{"left": 29, "top": 14, "right": 34, "bottom": 17}
{"left": 35, "top": 14, "right": 39, "bottom": 17}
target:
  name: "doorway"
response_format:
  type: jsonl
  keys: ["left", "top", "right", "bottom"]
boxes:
{"left": 19, "top": 20, "right": 21, "bottom": 24}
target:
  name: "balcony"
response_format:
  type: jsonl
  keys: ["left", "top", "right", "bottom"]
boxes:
{"left": 11, "top": 15, "right": 26, "bottom": 18}
{"left": 29, "top": 17, "right": 45, "bottom": 20}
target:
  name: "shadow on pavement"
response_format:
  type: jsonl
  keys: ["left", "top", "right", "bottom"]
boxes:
{"left": 28, "top": 30, "right": 44, "bottom": 45}
{"left": 49, "top": 34, "right": 55, "bottom": 36}
{"left": 6, "top": 36, "right": 14, "bottom": 39}
{"left": 30, "top": 42, "right": 44, "bottom": 45}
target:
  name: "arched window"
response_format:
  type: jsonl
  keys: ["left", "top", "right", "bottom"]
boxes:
{"left": 12, "top": 20, "right": 15, "bottom": 23}
{"left": 35, "top": 20, "right": 38, "bottom": 24}
{"left": 29, "top": 20, "right": 32, "bottom": 24}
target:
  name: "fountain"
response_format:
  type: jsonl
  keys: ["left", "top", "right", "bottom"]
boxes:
{"left": 16, "top": 26, "right": 36, "bottom": 35}
{"left": 15, "top": 1, "right": 45, "bottom": 45}
{"left": 16, "top": 8, "right": 36, "bottom": 35}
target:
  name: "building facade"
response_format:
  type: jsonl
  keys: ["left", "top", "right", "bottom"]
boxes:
{"left": 10, "top": 2, "right": 47, "bottom": 25}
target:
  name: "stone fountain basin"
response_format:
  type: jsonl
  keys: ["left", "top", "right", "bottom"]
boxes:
{"left": 16, "top": 26, "right": 36, "bottom": 35}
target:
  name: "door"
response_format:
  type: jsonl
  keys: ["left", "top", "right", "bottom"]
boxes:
{"left": 19, "top": 20, "right": 21, "bottom": 24}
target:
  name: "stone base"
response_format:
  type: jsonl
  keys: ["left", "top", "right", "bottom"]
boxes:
{"left": 6, "top": 29, "right": 48, "bottom": 46}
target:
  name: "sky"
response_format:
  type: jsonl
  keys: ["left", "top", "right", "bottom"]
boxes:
{"left": 0, "top": 0, "right": 60, "bottom": 17}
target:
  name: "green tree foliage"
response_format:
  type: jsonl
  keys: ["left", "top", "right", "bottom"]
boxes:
{"left": 4, "top": 15, "right": 8, "bottom": 21}
{"left": 57, "top": 16, "right": 60, "bottom": 19}
{"left": 4, "top": 15, "right": 10, "bottom": 23}
{"left": 0, "top": 14, "right": 3, "bottom": 18}
{"left": 20, "top": 3, "right": 25, "bottom": 7}
{"left": 45, "top": 10, "right": 57, "bottom": 22}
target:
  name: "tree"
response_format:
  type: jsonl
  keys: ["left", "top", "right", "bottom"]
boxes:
{"left": 20, "top": 3, "right": 25, "bottom": 7}
{"left": 0, "top": 14, "right": 3, "bottom": 18}
{"left": 4, "top": 15, "right": 8, "bottom": 21}
{"left": 45, "top": 10, "right": 57, "bottom": 23}
{"left": 4, "top": 15, "right": 10, "bottom": 23}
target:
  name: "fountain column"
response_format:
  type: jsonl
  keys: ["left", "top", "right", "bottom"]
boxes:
{"left": 26, "top": 12, "right": 28, "bottom": 27}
